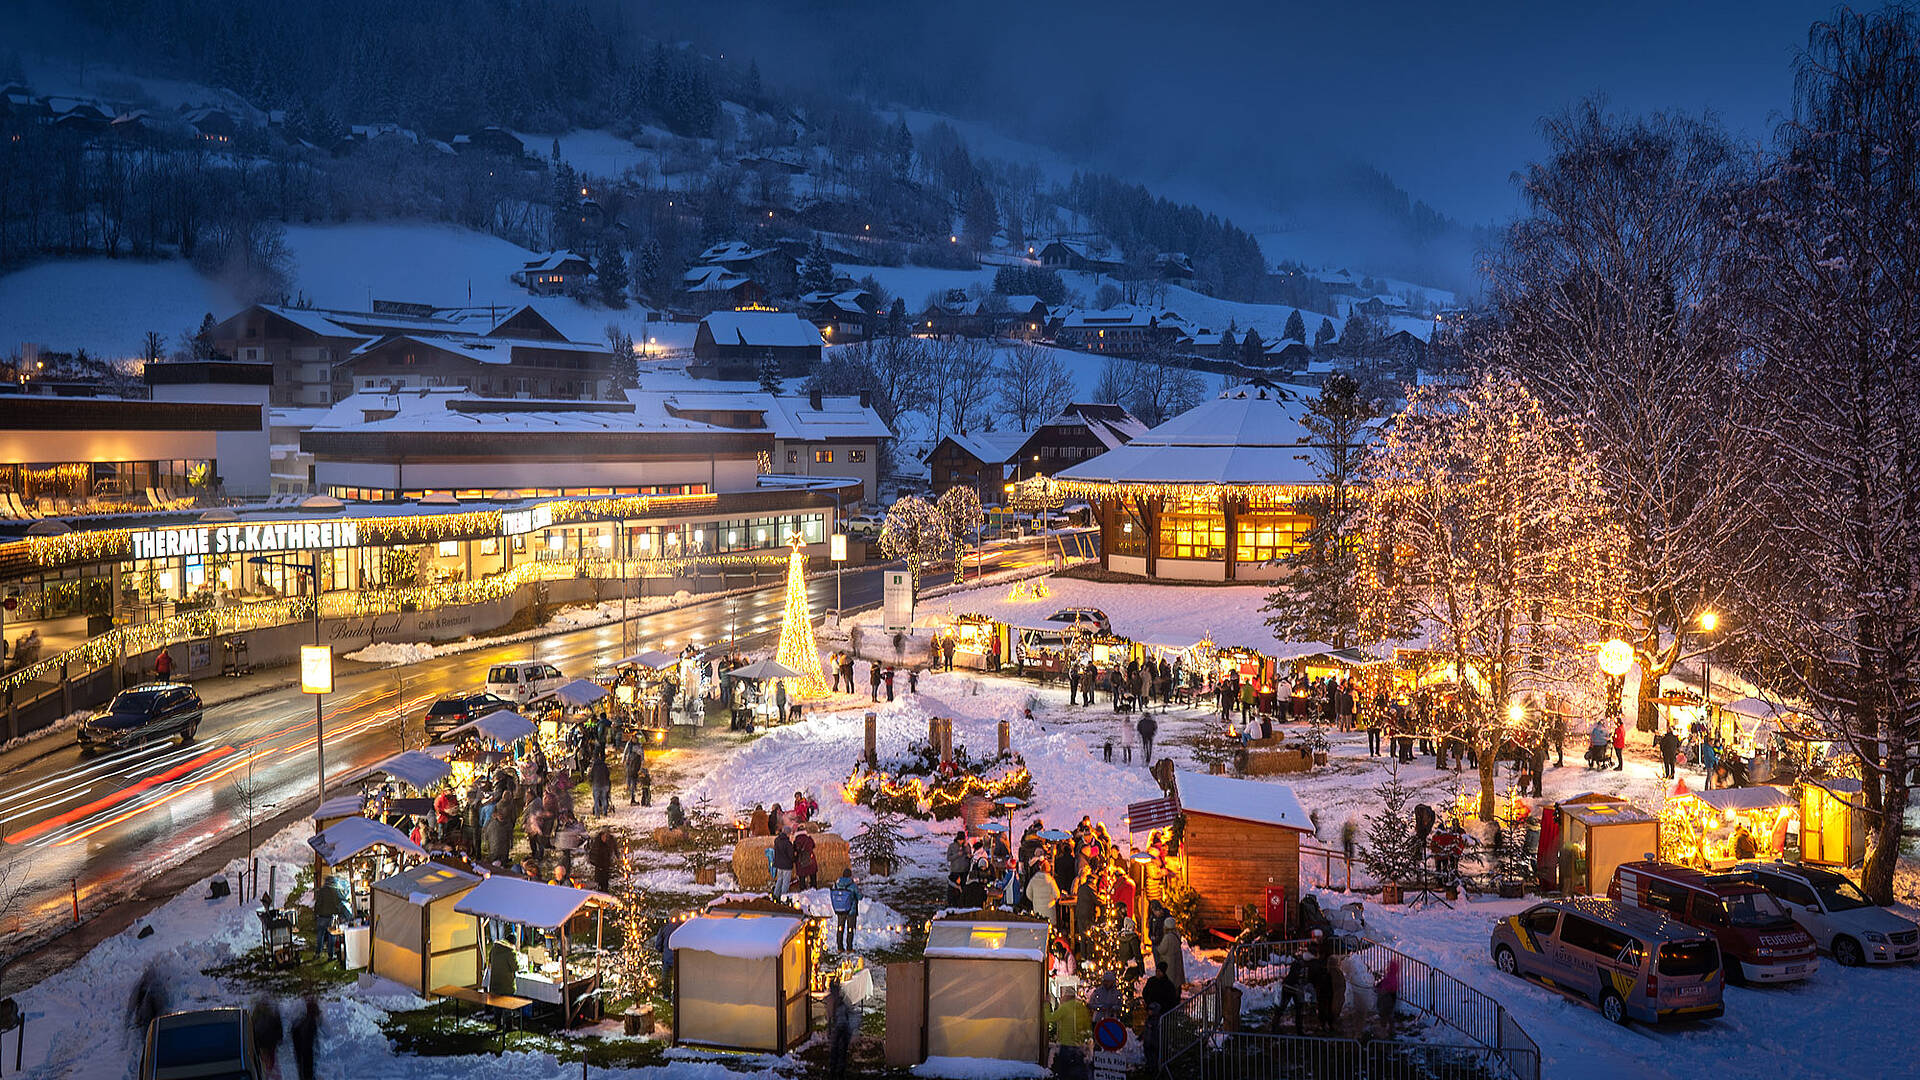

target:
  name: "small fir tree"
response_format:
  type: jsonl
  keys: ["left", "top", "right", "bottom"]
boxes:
{"left": 800, "top": 236, "right": 836, "bottom": 294}
{"left": 1314, "top": 317, "right": 1337, "bottom": 348}
{"left": 1360, "top": 765, "right": 1420, "bottom": 887}
{"left": 1284, "top": 308, "right": 1307, "bottom": 342}
{"left": 849, "top": 811, "right": 908, "bottom": 873}
{"left": 757, "top": 354, "right": 783, "bottom": 394}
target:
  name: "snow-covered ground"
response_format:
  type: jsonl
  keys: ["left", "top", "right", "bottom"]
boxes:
{"left": 14, "top": 599, "right": 1916, "bottom": 1079}
{"left": 889, "top": 575, "right": 1277, "bottom": 650}
{"left": 0, "top": 257, "right": 240, "bottom": 360}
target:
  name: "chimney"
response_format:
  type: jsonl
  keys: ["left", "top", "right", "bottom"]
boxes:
{"left": 858, "top": 389, "right": 872, "bottom": 409}
{"left": 809, "top": 386, "right": 823, "bottom": 411}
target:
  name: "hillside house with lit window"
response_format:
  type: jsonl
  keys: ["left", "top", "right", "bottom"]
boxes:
{"left": 512, "top": 251, "right": 593, "bottom": 296}
{"left": 1054, "top": 307, "right": 1184, "bottom": 355}
{"left": 1056, "top": 383, "right": 1345, "bottom": 581}
{"left": 925, "top": 431, "right": 1030, "bottom": 504}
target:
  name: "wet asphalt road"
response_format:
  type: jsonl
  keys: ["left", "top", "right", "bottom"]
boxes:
{"left": 0, "top": 540, "right": 1059, "bottom": 961}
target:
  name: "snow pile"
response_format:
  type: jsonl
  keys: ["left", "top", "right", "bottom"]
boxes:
{"left": 859, "top": 575, "right": 1278, "bottom": 650}
{"left": 778, "top": 886, "right": 909, "bottom": 951}
{"left": 345, "top": 641, "right": 441, "bottom": 666}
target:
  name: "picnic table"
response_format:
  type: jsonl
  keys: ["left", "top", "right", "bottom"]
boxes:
{"left": 435, "top": 984, "right": 532, "bottom": 1048}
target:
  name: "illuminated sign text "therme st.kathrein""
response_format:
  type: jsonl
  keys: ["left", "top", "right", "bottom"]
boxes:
{"left": 128, "top": 521, "right": 362, "bottom": 560}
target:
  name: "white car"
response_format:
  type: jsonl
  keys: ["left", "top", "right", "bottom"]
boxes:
{"left": 1740, "top": 861, "right": 1920, "bottom": 966}
{"left": 845, "top": 514, "right": 885, "bottom": 537}
{"left": 484, "top": 661, "right": 565, "bottom": 705}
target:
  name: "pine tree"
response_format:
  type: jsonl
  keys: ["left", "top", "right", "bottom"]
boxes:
{"left": 889, "top": 116, "right": 915, "bottom": 181}
{"left": 1314, "top": 317, "right": 1337, "bottom": 348}
{"left": 886, "top": 297, "right": 909, "bottom": 338}
{"left": 1263, "top": 374, "right": 1379, "bottom": 647}
{"left": 757, "top": 354, "right": 783, "bottom": 394}
{"left": 614, "top": 838, "right": 661, "bottom": 1004}
{"left": 1239, "top": 328, "right": 1265, "bottom": 366}
{"left": 800, "top": 236, "right": 836, "bottom": 294}
{"left": 597, "top": 240, "right": 629, "bottom": 306}
{"left": 1360, "top": 765, "right": 1420, "bottom": 887}
{"left": 1284, "top": 309, "right": 1307, "bottom": 342}
{"left": 192, "top": 314, "right": 220, "bottom": 360}
{"left": 634, "top": 239, "right": 663, "bottom": 300}
{"left": 606, "top": 325, "right": 637, "bottom": 390}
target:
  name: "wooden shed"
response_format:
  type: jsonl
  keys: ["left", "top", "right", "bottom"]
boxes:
{"left": 918, "top": 912, "right": 1051, "bottom": 1065}
{"left": 369, "top": 861, "right": 482, "bottom": 995}
{"left": 670, "top": 900, "right": 813, "bottom": 1054}
{"left": 1553, "top": 794, "right": 1660, "bottom": 897}
{"left": 1799, "top": 779, "right": 1866, "bottom": 867}
{"left": 1171, "top": 770, "right": 1310, "bottom": 931}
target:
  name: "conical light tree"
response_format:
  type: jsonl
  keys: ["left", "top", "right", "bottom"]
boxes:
{"left": 775, "top": 533, "right": 832, "bottom": 698}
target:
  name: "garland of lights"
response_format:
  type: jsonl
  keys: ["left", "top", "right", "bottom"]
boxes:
{"left": 842, "top": 740, "right": 1033, "bottom": 821}
{"left": 0, "top": 549, "right": 784, "bottom": 698}
{"left": 1046, "top": 478, "right": 1326, "bottom": 503}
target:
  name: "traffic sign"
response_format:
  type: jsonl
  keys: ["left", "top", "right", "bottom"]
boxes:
{"left": 1093, "top": 1016, "right": 1128, "bottom": 1050}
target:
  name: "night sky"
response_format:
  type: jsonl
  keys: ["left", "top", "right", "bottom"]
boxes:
{"left": 663, "top": 0, "right": 1834, "bottom": 227}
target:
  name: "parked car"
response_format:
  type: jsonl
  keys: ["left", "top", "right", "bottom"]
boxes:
{"left": 1610, "top": 860, "right": 1819, "bottom": 984}
{"left": 1046, "top": 607, "right": 1111, "bottom": 635}
{"left": 79, "top": 683, "right": 203, "bottom": 751}
{"left": 424, "top": 692, "right": 514, "bottom": 742}
{"left": 845, "top": 513, "right": 886, "bottom": 538}
{"left": 141, "top": 1008, "right": 261, "bottom": 1080}
{"left": 484, "top": 661, "right": 565, "bottom": 705}
{"left": 1490, "top": 897, "right": 1724, "bottom": 1025}
{"left": 1738, "top": 861, "right": 1920, "bottom": 966}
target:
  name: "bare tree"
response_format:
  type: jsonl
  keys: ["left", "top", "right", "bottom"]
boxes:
{"left": 995, "top": 342, "right": 1076, "bottom": 431}
{"left": 926, "top": 338, "right": 997, "bottom": 439}
{"left": 1092, "top": 356, "right": 1131, "bottom": 405}
{"left": 1490, "top": 101, "right": 1756, "bottom": 735}
{"left": 1123, "top": 343, "right": 1205, "bottom": 427}
{"left": 1728, "top": 8, "right": 1920, "bottom": 903}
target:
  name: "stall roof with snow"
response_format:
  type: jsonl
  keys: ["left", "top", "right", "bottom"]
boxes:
{"left": 1674, "top": 785, "right": 1795, "bottom": 813}
{"left": 669, "top": 914, "right": 804, "bottom": 959}
{"left": 371, "top": 748, "right": 453, "bottom": 790}
{"left": 308, "top": 816, "right": 428, "bottom": 866}
{"left": 552, "top": 678, "right": 609, "bottom": 707}
{"left": 369, "top": 862, "right": 483, "bottom": 995}
{"left": 453, "top": 874, "right": 617, "bottom": 928}
{"left": 448, "top": 709, "right": 536, "bottom": 744}
{"left": 1171, "top": 770, "right": 1308, "bottom": 931}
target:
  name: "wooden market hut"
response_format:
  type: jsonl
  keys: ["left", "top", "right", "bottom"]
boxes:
{"left": 306, "top": 815, "right": 428, "bottom": 913}
{"left": 1799, "top": 779, "right": 1867, "bottom": 867}
{"left": 916, "top": 912, "right": 1051, "bottom": 1065}
{"left": 669, "top": 901, "right": 813, "bottom": 1053}
{"left": 1170, "top": 770, "right": 1310, "bottom": 930}
{"left": 1553, "top": 794, "right": 1660, "bottom": 896}
{"left": 454, "top": 875, "right": 619, "bottom": 1027}
{"left": 369, "top": 861, "right": 483, "bottom": 994}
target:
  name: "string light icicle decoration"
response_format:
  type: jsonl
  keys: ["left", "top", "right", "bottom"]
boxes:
{"left": 775, "top": 533, "right": 832, "bottom": 698}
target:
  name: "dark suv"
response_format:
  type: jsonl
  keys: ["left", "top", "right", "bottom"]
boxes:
{"left": 79, "top": 683, "right": 203, "bottom": 751}
{"left": 424, "top": 692, "right": 513, "bottom": 742}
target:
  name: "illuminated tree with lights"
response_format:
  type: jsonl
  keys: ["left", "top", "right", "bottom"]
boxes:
{"left": 1354, "top": 372, "right": 1624, "bottom": 820}
{"left": 614, "top": 838, "right": 660, "bottom": 1005}
{"left": 878, "top": 495, "right": 954, "bottom": 596}
{"left": 936, "top": 485, "right": 985, "bottom": 579}
{"left": 1077, "top": 903, "right": 1137, "bottom": 1012}
{"left": 774, "top": 534, "right": 831, "bottom": 698}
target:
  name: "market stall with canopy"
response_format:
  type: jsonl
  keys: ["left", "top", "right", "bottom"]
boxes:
{"left": 724, "top": 658, "right": 802, "bottom": 728}
{"left": 1662, "top": 783, "right": 1795, "bottom": 869}
{"left": 455, "top": 875, "right": 619, "bottom": 1027}
{"left": 369, "top": 861, "right": 483, "bottom": 995}
{"left": 918, "top": 913, "right": 1051, "bottom": 1065}
{"left": 670, "top": 908, "right": 812, "bottom": 1053}
{"left": 307, "top": 816, "right": 428, "bottom": 911}
{"left": 444, "top": 709, "right": 537, "bottom": 789}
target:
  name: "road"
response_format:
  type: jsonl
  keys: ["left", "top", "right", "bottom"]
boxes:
{"left": 0, "top": 539, "right": 1063, "bottom": 965}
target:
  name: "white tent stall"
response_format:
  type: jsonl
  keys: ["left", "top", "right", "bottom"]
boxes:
{"left": 454, "top": 875, "right": 619, "bottom": 1027}
{"left": 921, "top": 914, "right": 1051, "bottom": 1065}
{"left": 369, "top": 861, "right": 483, "bottom": 995}
{"left": 372, "top": 748, "right": 454, "bottom": 791}
{"left": 670, "top": 910, "right": 812, "bottom": 1053}
{"left": 307, "top": 815, "right": 428, "bottom": 913}
{"left": 448, "top": 709, "right": 538, "bottom": 746}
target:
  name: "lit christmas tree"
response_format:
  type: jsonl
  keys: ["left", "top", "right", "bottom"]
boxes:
{"left": 775, "top": 533, "right": 832, "bottom": 698}
{"left": 1076, "top": 902, "right": 1138, "bottom": 1013}
{"left": 614, "top": 838, "right": 660, "bottom": 1005}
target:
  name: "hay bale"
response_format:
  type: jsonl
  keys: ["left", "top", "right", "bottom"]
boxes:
{"left": 731, "top": 833, "right": 850, "bottom": 890}
{"left": 652, "top": 827, "right": 688, "bottom": 848}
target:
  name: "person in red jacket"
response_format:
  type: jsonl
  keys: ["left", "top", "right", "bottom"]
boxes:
{"left": 154, "top": 647, "right": 174, "bottom": 682}
{"left": 433, "top": 789, "right": 459, "bottom": 842}
{"left": 1611, "top": 717, "right": 1627, "bottom": 771}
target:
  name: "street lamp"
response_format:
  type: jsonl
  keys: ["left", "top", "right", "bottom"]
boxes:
{"left": 1697, "top": 610, "right": 1719, "bottom": 717}
{"left": 829, "top": 532, "right": 847, "bottom": 616}
{"left": 1597, "top": 638, "right": 1633, "bottom": 721}
{"left": 252, "top": 553, "right": 328, "bottom": 805}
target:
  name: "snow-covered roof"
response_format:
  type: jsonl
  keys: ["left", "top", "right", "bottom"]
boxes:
{"left": 1060, "top": 306, "right": 1164, "bottom": 330}
{"left": 683, "top": 264, "right": 754, "bottom": 292}
{"left": 372, "top": 861, "right": 481, "bottom": 905}
{"left": 699, "top": 310, "right": 823, "bottom": 349}
{"left": 448, "top": 709, "right": 537, "bottom": 744}
{"left": 698, "top": 240, "right": 779, "bottom": 264}
{"left": 1043, "top": 402, "right": 1147, "bottom": 451}
{"left": 759, "top": 393, "right": 894, "bottom": 440}
{"left": 1056, "top": 384, "right": 1331, "bottom": 489}
{"left": 1174, "top": 770, "right": 1312, "bottom": 831}
{"left": 553, "top": 678, "right": 609, "bottom": 707}
{"left": 348, "top": 333, "right": 602, "bottom": 366}
{"left": 1672, "top": 785, "right": 1795, "bottom": 813}
{"left": 936, "top": 430, "right": 1028, "bottom": 466}
{"left": 669, "top": 914, "right": 803, "bottom": 959}
{"left": 521, "top": 250, "right": 590, "bottom": 272}
{"left": 999, "top": 294, "right": 1047, "bottom": 313}
{"left": 924, "top": 918, "right": 1049, "bottom": 962}
{"left": 454, "top": 874, "right": 618, "bottom": 927}
{"left": 308, "top": 816, "right": 428, "bottom": 865}
{"left": 372, "top": 748, "right": 452, "bottom": 790}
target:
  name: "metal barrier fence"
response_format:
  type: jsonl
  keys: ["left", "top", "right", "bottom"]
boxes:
{"left": 1162, "top": 1030, "right": 1523, "bottom": 1080}
{"left": 1223, "top": 938, "right": 1541, "bottom": 1080}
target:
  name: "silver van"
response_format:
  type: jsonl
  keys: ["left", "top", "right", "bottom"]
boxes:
{"left": 1490, "top": 897, "right": 1724, "bottom": 1025}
